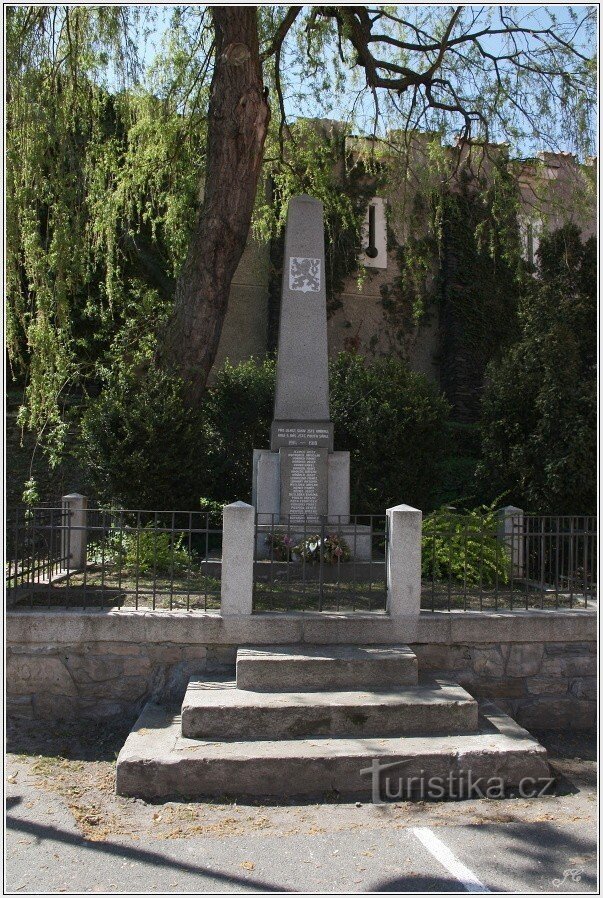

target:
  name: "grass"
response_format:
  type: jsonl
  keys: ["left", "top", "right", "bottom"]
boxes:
{"left": 253, "top": 579, "right": 387, "bottom": 613}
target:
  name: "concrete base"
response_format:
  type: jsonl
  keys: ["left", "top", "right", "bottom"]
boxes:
{"left": 236, "top": 644, "right": 418, "bottom": 691}
{"left": 116, "top": 701, "right": 551, "bottom": 801}
{"left": 181, "top": 676, "right": 477, "bottom": 739}
{"left": 255, "top": 524, "right": 373, "bottom": 561}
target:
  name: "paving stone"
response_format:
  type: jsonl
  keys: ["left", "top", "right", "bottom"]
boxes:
{"left": 569, "top": 677, "right": 597, "bottom": 700}
{"left": 541, "top": 655, "right": 597, "bottom": 677}
{"left": 471, "top": 647, "right": 505, "bottom": 678}
{"left": 526, "top": 677, "right": 569, "bottom": 696}
{"left": 8, "top": 655, "right": 77, "bottom": 696}
{"left": 544, "top": 642, "right": 592, "bottom": 654}
{"left": 467, "top": 679, "right": 526, "bottom": 699}
{"left": 409, "top": 644, "right": 471, "bottom": 672}
{"left": 63, "top": 654, "right": 123, "bottom": 683}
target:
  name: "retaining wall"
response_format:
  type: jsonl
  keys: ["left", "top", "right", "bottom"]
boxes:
{"left": 6, "top": 610, "right": 596, "bottom": 731}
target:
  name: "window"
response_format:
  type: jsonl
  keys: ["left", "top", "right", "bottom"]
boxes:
{"left": 520, "top": 217, "right": 541, "bottom": 268}
{"left": 360, "top": 197, "right": 387, "bottom": 269}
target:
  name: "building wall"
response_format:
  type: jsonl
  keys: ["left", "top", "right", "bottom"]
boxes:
{"left": 212, "top": 134, "right": 596, "bottom": 387}
{"left": 7, "top": 610, "right": 596, "bottom": 732}
{"left": 209, "top": 237, "right": 270, "bottom": 380}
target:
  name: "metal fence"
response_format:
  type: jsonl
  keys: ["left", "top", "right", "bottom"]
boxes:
{"left": 6, "top": 506, "right": 69, "bottom": 593}
{"left": 6, "top": 505, "right": 597, "bottom": 614}
{"left": 421, "top": 512, "right": 597, "bottom": 611}
{"left": 253, "top": 513, "right": 388, "bottom": 612}
{"left": 6, "top": 506, "right": 222, "bottom": 611}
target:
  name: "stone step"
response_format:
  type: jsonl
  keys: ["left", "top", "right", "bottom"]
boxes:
{"left": 116, "top": 701, "right": 551, "bottom": 801}
{"left": 236, "top": 643, "right": 418, "bottom": 691}
{"left": 181, "top": 676, "right": 478, "bottom": 740}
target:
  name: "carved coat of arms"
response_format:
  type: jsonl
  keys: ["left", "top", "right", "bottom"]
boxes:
{"left": 289, "top": 257, "right": 321, "bottom": 293}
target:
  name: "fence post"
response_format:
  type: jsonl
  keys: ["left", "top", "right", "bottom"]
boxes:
{"left": 221, "top": 501, "right": 255, "bottom": 616}
{"left": 386, "top": 504, "right": 422, "bottom": 617}
{"left": 497, "top": 505, "right": 524, "bottom": 579}
{"left": 61, "top": 493, "right": 88, "bottom": 571}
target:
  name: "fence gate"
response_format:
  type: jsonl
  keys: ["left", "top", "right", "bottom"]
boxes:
{"left": 253, "top": 513, "right": 388, "bottom": 612}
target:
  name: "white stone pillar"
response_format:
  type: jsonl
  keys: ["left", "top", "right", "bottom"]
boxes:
{"left": 497, "top": 505, "right": 525, "bottom": 579}
{"left": 386, "top": 504, "right": 422, "bottom": 617}
{"left": 221, "top": 501, "right": 255, "bottom": 616}
{"left": 61, "top": 493, "right": 88, "bottom": 571}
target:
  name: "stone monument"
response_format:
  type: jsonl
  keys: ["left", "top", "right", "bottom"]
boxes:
{"left": 252, "top": 195, "right": 369, "bottom": 557}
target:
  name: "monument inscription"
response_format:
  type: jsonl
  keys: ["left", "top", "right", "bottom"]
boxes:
{"left": 271, "top": 421, "right": 333, "bottom": 450}
{"left": 280, "top": 447, "right": 328, "bottom": 520}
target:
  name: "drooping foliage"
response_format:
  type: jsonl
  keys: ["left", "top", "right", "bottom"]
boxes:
{"left": 6, "top": 6, "right": 597, "bottom": 515}
{"left": 6, "top": 7, "right": 209, "bottom": 464}
{"left": 477, "top": 224, "right": 597, "bottom": 513}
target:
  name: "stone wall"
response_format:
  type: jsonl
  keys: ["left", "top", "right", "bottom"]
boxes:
{"left": 412, "top": 641, "right": 596, "bottom": 732}
{"left": 6, "top": 610, "right": 596, "bottom": 731}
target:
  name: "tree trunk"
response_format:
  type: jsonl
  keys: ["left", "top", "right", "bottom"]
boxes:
{"left": 161, "top": 7, "right": 269, "bottom": 403}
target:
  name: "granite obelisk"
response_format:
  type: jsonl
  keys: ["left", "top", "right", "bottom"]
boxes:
{"left": 252, "top": 195, "right": 350, "bottom": 525}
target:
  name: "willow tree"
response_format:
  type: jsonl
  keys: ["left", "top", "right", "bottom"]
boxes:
{"left": 7, "top": 5, "right": 596, "bottom": 437}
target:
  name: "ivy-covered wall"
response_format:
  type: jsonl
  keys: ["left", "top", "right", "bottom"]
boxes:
{"left": 213, "top": 124, "right": 596, "bottom": 425}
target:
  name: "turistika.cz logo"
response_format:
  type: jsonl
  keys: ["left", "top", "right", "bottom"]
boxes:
{"left": 360, "top": 758, "right": 556, "bottom": 803}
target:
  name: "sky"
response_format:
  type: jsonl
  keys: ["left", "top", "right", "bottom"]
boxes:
{"left": 129, "top": 4, "right": 596, "bottom": 158}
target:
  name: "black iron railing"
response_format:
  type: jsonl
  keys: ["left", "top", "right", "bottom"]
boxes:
{"left": 421, "top": 512, "right": 596, "bottom": 611}
{"left": 6, "top": 505, "right": 596, "bottom": 614}
{"left": 6, "top": 506, "right": 222, "bottom": 611}
{"left": 6, "top": 506, "right": 69, "bottom": 593}
{"left": 519, "top": 515, "right": 597, "bottom": 608}
{"left": 253, "top": 513, "right": 388, "bottom": 612}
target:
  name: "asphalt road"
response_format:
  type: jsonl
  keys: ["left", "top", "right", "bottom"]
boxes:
{"left": 6, "top": 782, "right": 597, "bottom": 892}
{"left": 5, "top": 725, "right": 598, "bottom": 894}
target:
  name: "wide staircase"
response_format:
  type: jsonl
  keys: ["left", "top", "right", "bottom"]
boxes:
{"left": 116, "top": 644, "right": 550, "bottom": 801}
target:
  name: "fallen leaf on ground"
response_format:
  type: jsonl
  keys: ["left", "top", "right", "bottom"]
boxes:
{"left": 241, "top": 861, "right": 255, "bottom": 871}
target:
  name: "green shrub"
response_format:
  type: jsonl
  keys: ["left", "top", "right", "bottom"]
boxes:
{"left": 199, "top": 497, "right": 226, "bottom": 527}
{"left": 477, "top": 225, "right": 596, "bottom": 514}
{"left": 77, "top": 363, "right": 206, "bottom": 510}
{"left": 421, "top": 503, "right": 509, "bottom": 587}
{"left": 432, "top": 422, "right": 482, "bottom": 508}
{"left": 194, "top": 352, "right": 448, "bottom": 514}
{"left": 197, "top": 357, "right": 275, "bottom": 503}
{"left": 330, "top": 353, "right": 450, "bottom": 512}
{"left": 91, "top": 523, "right": 195, "bottom": 574}
{"left": 78, "top": 352, "right": 450, "bottom": 514}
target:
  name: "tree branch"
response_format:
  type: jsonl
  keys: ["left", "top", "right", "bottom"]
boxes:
{"left": 260, "top": 6, "right": 302, "bottom": 62}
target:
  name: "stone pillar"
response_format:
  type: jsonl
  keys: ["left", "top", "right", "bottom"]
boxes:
{"left": 221, "top": 501, "right": 255, "bottom": 616}
{"left": 61, "top": 493, "right": 88, "bottom": 571}
{"left": 386, "top": 504, "right": 422, "bottom": 617}
{"left": 252, "top": 450, "right": 280, "bottom": 522}
{"left": 253, "top": 195, "right": 351, "bottom": 529}
{"left": 497, "top": 505, "right": 525, "bottom": 579}
{"left": 273, "top": 195, "right": 330, "bottom": 423}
